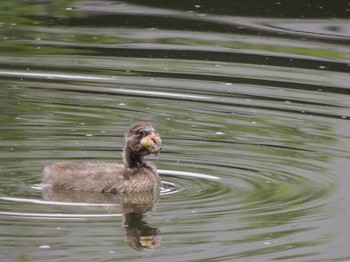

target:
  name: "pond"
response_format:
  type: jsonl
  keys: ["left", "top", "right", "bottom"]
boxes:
{"left": 1, "top": 1, "right": 350, "bottom": 261}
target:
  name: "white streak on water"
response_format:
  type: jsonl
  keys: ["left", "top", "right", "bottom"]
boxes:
{"left": 0, "top": 71, "right": 210, "bottom": 100}
{"left": 0, "top": 211, "right": 122, "bottom": 218}
{"left": 159, "top": 169, "right": 221, "bottom": 180}
{"left": 0, "top": 71, "right": 108, "bottom": 80}
{"left": 0, "top": 197, "right": 118, "bottom": 207}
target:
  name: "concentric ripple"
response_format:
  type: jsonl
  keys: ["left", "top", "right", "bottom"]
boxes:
{"left": 0, "top": 169, "right": 221, "bottom": 218}
{"left": 1, "top": 1, "right": 350, "bottom": 261}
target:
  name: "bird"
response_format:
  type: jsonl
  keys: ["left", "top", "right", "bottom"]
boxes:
{"left": 42, "top": 123, "right": 162, "bottom": 193}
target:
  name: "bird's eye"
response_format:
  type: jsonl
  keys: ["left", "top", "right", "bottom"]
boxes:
{"left": 139, "top": 131, "right": 146, "bottom": 137}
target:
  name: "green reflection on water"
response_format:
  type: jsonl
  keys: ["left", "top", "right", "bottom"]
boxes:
{"left": 0, "top": 1, "right": 347, "bottom": 261}
{"left": 0, "top": 0, "right": 80, "bottom": 21}
{"left": 159, "top": 38, "right": 348, "bottom": 60}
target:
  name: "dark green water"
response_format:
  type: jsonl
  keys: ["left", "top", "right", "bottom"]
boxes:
{"left": 1, "top": 1, "right": 350, "bottom": 261}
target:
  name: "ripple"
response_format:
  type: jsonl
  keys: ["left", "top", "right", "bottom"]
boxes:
{"left": 160, "top": 181, "right": 179, "bottom": 195}
{"left": 0, "top": 2, "right": 349, "bottom": 261}
{"left": 0, "top": 211, "right": 122, "bottom": 219}
{"left": 0, "top": 169, "right": 223, "bottom": 223}
{"left": 159, "top": 169, "right": 221, "bottom": 180}
{"left": 0, "top": 196, "right": 118, "bottom": 207}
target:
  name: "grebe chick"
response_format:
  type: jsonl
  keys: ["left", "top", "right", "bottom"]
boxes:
{"left": 42, "top": 123, "right": 162, "bottom": 193}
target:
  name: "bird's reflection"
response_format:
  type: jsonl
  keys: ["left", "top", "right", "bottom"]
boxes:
{"left": 42, "top": 187, "right": 160, "bottom": 251}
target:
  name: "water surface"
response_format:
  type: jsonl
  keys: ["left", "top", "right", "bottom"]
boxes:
{"left": 1, "top": 1, "right": 350, "bottom": 261}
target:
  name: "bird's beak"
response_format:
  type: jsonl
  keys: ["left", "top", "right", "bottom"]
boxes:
{"left": 140, "top": 133, "right": 162, "bottom": 154}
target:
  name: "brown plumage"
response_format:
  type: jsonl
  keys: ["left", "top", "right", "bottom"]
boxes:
{"left": 42, "top": 123, "right": 162, "bottom": 193}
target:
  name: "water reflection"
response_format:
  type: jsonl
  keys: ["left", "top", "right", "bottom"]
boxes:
{"left": 0, "top": 0, "right": 350, "bottom": 261}
{"left": 43, "top": 188, "right": 161, "bottom": 251}
{"left": 123, "top": 212, "right": 160, "bottom": 251}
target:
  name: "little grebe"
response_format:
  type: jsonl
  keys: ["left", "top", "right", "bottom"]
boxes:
{"left": 42, "top": 123, "right": 162, "bottom": 193}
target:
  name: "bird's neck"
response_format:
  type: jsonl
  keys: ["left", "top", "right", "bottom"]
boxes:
{"left": 123, "top": 144, "right": 145, "bottom": 168}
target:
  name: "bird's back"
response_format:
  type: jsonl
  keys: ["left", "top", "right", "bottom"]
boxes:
{"left": 42, "top": 161, "right": 161, "bottom": 193}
